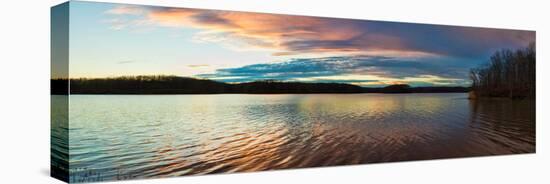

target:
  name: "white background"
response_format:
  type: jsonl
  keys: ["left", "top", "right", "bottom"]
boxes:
{"left": 0, "top": 0, "right": 548, "bottom": 183}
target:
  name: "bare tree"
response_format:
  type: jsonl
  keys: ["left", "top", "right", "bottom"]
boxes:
{"left": 470, "top": 43, "right": 535, "bottom": 99}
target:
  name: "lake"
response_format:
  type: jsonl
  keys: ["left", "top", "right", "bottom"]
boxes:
{"left": 51, "top": 93, "right": 535, "bottom": 182}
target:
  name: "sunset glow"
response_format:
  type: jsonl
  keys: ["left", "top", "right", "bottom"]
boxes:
{"left": 65, "top": 1, "right": 535, "bottom": 87}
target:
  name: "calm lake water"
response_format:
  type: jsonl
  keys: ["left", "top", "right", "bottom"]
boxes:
{"left": 51, "top": 93, "right": 535, "bottom": 182}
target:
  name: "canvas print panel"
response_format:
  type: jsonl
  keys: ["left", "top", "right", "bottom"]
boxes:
{"left": 51, "top": 1, "right": 535, "bottom": 183}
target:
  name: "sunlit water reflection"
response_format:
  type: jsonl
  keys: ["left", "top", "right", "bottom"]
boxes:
{"left": 51, "top": 93, "right": 535, "bottom": 182}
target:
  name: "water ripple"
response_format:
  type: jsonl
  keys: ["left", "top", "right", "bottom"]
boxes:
{"left": 51, "top": 94, "right": 535, "bottom": 182}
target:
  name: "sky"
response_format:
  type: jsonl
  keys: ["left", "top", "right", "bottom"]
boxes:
{"left": 62, "top": 1, "right": 535, "bottom": 87}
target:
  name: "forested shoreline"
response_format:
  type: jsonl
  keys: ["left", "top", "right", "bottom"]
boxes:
{"left": 51, "top": 76, "right": 469, "bottom": 95}
{"left": 469, "top": 43, "right": 535, "bottom": 99}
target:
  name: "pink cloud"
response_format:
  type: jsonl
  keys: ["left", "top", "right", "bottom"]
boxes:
{"left": 106, "top": 5, "right": 535, "bottom": 58}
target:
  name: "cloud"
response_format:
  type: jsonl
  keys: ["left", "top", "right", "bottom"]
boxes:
{"left": 106, "top": 5, "right": 535, "bottom": 58}
{"left": 187, "top": 64, "right": 210, "bottom": 68}
{"left": 117, "top": 60, "right": 136, "bottom": 64}
{"left": 195, "top": 55, "right": 472, "bottom": 86}
{"left": 296, "top": 74, "right": 463, "bottom": 86}
{"left": 106, "top": 5, "right": 146, "bottom": 15}
{"left": 104, "top": 5, "right": 534, "bottom": 86}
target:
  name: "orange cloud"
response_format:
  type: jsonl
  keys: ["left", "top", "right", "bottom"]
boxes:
{"left": 146, "top": 8, "right": 370, "bottom": 53}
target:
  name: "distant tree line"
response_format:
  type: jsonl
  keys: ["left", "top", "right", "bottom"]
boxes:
{"left": 64, "top": 75, "right": 230, "bottom": 94}
{"left": 51, "top": 79, "right": 69, "bottom": 95}
{"left": 470, "top": 43, "right": 535, "bottom": 99}
{"left": 362, "top": 84, "right": 469, "bottom": 93}
{"left": 231, "top": 79, "right": 364, "bottom": 93}
{"left": 51, "top": 75, "right": 469, "bottom": 94}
